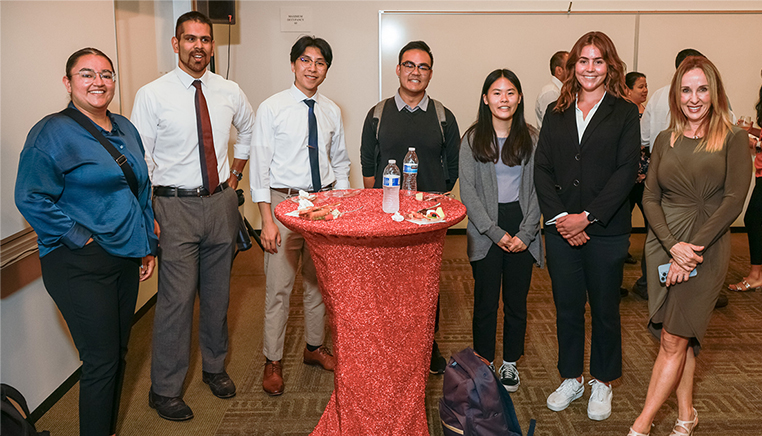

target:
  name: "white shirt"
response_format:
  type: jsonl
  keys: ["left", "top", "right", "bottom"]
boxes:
{"left": 249, "top": 85, "right": 351, "bottom": 203}
{"left": 131, "top": 68, "right": 255, "bottom": 188}
{"left": 535, "top": 76, "right": 563, "bottom": 128}
{"left": 640, "top": 85, "right": 670, "bottom": 152}
{"left": 545, "top": 92, "right": 606, "bottom": 225}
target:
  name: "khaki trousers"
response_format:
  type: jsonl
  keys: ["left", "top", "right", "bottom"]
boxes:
{"left": 262, "top": 189, "right": 326, "bottom": 361}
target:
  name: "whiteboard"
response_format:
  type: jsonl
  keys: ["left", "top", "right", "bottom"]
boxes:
{"left": 380, "top": 11, "right": 762, "bottom": 130}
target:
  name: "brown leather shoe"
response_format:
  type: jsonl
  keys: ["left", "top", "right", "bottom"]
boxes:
{"left": 262, "top": 360, "right": 284, "bottom": 396}
{"left": 303, "top": 346, "right": 336, "bottom": 371}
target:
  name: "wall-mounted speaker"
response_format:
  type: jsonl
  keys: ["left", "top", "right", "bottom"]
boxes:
{"left": 196, "top": 1, "right": 236, "bottom": 25}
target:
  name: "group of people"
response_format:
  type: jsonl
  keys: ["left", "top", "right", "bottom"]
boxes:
{"left": 12, "top": 9, "right": 760, "bottom": 436}
{"left": 459, "top": 31, "right": 756, "bottom": 436}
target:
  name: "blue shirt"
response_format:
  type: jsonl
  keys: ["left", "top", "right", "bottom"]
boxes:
{"left": 15, "top": 103, "right": 159, "bottom": 258}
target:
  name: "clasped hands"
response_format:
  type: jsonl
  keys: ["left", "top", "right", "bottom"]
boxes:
{"left": 664, "top": 241, "right": 704, "bottom": 286}
{"left": 556, "top": 213, "right": 591, "bottom": 246}
{"left": 497, "top": 233, "right": 527, "bottom": 253}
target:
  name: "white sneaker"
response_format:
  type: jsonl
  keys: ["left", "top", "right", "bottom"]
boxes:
{"left": 587, "top": 379, "right": 612, "bottom": 421}
{"left": 547, "top": 377, "right": 584, "bottom": 411}
{"left": 498, "top": 362, "right": 520, "bottom": 392}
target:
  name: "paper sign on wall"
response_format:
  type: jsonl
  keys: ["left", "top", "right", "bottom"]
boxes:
{"left": 281, "top": 8, "right": 312, "bottom": 32}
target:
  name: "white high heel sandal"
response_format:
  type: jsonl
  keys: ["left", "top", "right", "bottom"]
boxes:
{"left": 670, "top": 408, "right": 698, "bottom": 436}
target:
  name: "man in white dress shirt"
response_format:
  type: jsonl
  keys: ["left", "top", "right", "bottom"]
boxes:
{"left": 535, "top": 51, "right": 569, "bottom": 128}
{"left": 131, "top": 11, "right": 255, "bottom": 421}
{"left": 250, "top": 36, "right": 351, "bottom": 396}
{"left": 641, "top": 48, "right": 705, "bottom": 152}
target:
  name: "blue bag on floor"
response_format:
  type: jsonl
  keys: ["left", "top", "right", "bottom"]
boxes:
{"left": 439, "top": 348, "right": 536, "bottom": 436}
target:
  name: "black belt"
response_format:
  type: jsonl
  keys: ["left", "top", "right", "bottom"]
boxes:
{"left": 153, "top": 181, "right": 229, "bottom": 197}
{"left": 271, "top": 184, "right": 333, "bottom": 196}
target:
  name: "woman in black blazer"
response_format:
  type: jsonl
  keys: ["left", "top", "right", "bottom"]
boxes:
{"left": 534, "top": 31, "right": 640, "bottom": 421}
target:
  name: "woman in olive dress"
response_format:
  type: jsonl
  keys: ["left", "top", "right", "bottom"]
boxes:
{"left": 628, "top": 56, "right": 751, "bottom": 436}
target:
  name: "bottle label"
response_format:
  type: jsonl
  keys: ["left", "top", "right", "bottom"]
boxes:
{"left": 383, "top": 175, "right": 400, "bottom": 187}
{"left": 403, "top": 164, "right": 418, "bottom": 174}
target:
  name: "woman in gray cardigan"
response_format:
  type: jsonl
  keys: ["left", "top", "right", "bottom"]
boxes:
{"left": 459, "top": 69, "right": 544, "bottom": 393}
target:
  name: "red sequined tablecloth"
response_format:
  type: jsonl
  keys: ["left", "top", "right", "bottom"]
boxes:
{"left": 274, "top": 189, "right": 466, "bottom": 436}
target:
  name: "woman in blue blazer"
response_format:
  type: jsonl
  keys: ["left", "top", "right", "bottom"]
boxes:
{"left": 534, "top": 31, "right": 640, "bottom": 421}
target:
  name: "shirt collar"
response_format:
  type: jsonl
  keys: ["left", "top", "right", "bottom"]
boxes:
{"left": 175, "top": 67, "right": 210, "bottom": 89}
{"left": 575, "top": 91, "right": 607, "bottom": 114}
{"left": 551, "top": 75, "right": 563, "bottom": 90}
{"left": 66, "top": 101, "right": 121, "bottom": 134}
{"left": 394, "top": 89, "right": 429, "bottom": 112}
{"left": 290, "top": 83, "right": 320, "bottom": 105}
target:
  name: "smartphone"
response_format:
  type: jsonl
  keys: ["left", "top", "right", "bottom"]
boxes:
{"left": 658, "top": 263, "right": 697, "bottom": 284}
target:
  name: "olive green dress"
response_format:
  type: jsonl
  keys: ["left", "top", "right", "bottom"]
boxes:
{"left": 642, "top": 127, "right": 752, "bottom": 352}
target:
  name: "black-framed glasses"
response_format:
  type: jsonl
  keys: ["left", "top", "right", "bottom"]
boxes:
{"left": 73, "top": 68, "right": 116, "bottom": 84}
{"left": 400, "top": 61, "right": 431, "bottom": 73}
{"left": 299, "top": 56, "right": 328, "bottom": 70}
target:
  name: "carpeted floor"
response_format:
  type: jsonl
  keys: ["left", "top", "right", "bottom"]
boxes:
{"left": 35, "top": 233, "right": 762, "bottom": 435}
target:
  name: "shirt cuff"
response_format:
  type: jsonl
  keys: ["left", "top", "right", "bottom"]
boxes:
{"left": 61, "top": 223, "right": 92, "bottom": 249}
{"left": 334, "top": 179, "right": 350, "bottom": 190}
{"left": 545, "top": 212, "right": 567, "bottom": 226}
{"left": 251, "top": 188, "right": 271, "bottom": 203}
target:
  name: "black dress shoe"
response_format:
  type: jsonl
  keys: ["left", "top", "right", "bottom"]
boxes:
{"left": 631, "top": 283, "right": 649, "bottom": 300}
{"left": 148, "top": 389, "right": 194, "bottom": 421}
{"left": 202, "top": 371, "right": 236, "bottom": 398}
{"left": 625, "top": 253, "right": 638, "bottom": 264}
{"left": 430, "top": 340, "right": 446, "bottom": 375}
{"left": 620, "top": 287, "right": 629, "bottom": 298}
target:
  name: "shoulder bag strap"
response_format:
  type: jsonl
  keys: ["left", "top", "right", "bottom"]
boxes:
{"left": 60, "top": 108, "right": 139, "bottom": 199}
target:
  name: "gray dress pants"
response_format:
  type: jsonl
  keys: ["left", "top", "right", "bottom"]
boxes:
{"left": 150, "top": 187, "right": 239, "bottom": 397}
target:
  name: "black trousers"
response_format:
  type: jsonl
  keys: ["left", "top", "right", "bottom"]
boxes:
{"left": 471, "top": 202, "right": 534, "bottom": 363}
{"left": 545, "top": 231, "right": 628, "bottom": 382}
{"left": 40, "top": 242, "right": 140, "bottom": 436}
{"left": 745, "top": 177, "right": 762, "bottom": 265}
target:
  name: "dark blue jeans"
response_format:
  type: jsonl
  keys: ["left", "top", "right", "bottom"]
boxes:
{"left": 40, "top": 242, "right": 139, "bottom": 436}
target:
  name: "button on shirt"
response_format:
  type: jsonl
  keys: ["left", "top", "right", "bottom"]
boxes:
{"left": 545, "top": 92, "right": 606, "bottom": 225}
{"left": 131, "top": 67, "right": 255, "bottom": 188}
{"left": 15, "top": 103, "right": 158, "bottom": 258}
{"left": 250, "top": 85, "right": 351, "bottom": 203}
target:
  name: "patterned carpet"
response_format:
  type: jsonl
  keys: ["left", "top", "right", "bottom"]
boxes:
{"left": 35, "top": 233, "right": 762, "bottom": 436}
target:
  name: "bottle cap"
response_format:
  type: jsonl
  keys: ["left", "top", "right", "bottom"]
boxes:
{"left": 408, "top": 147, "right": 415, "bottom": 151}
{"left": 389, "top": 159, "right": 396, "bottom": 164}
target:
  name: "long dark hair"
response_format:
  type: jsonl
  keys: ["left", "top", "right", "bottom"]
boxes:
{"left": 465, "top": 69, "right": 534, "bottom": 166}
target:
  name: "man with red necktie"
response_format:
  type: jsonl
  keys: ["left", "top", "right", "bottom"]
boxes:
{"left": 131, "top": 11, "right": 255, "bottom": 422}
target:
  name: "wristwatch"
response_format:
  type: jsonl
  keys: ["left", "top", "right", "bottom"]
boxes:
{"left": 586, "top": 212, "right": 597, "bottom": 224}
{"left": 231, "top": 169, "right": 243, "bottom": 181}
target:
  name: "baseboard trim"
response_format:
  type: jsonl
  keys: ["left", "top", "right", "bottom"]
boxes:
{"left": 29, "top": 293, "right": 158, "bottom": 422}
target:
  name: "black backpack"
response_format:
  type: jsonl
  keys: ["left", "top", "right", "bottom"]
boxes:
{"left": 439, "top": 348, "right": 536, "bottom": 436}
{"left": 1, "top": 384, "right": 50, "bottom": 436}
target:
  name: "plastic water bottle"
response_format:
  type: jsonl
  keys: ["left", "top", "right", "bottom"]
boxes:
{"left": 382, "top": 159, "right": 400, "bottom": 213}
{"left": 402, "top": 147, "right": 418, "bottom": 195}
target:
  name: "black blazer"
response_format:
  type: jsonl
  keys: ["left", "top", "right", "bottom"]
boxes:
{"left": 534, "top": 93, "right": 640, "bottom": 237}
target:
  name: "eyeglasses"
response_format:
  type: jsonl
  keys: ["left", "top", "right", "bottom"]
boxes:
{"left": 298, "top": 56, "right": 327, "bottom": 70}
{"left": 73, "top": 68, "right": 116, "bottom": 84}
{"left": 400, "top": 61, "right": 431, "bottom": 73}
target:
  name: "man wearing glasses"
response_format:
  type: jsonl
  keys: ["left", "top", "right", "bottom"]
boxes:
{"left": 250, "top": 35, "right": 350, "bottom": 396}
{"left": 131, "top": 11, "right": 254, "bottom": 421}
{"left": 359, "top": 40, "right": 460, "bottom": 374}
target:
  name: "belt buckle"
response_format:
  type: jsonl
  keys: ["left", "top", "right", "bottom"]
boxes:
{"left": 195, "top": 187, "right": 205, "bottom": 197}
